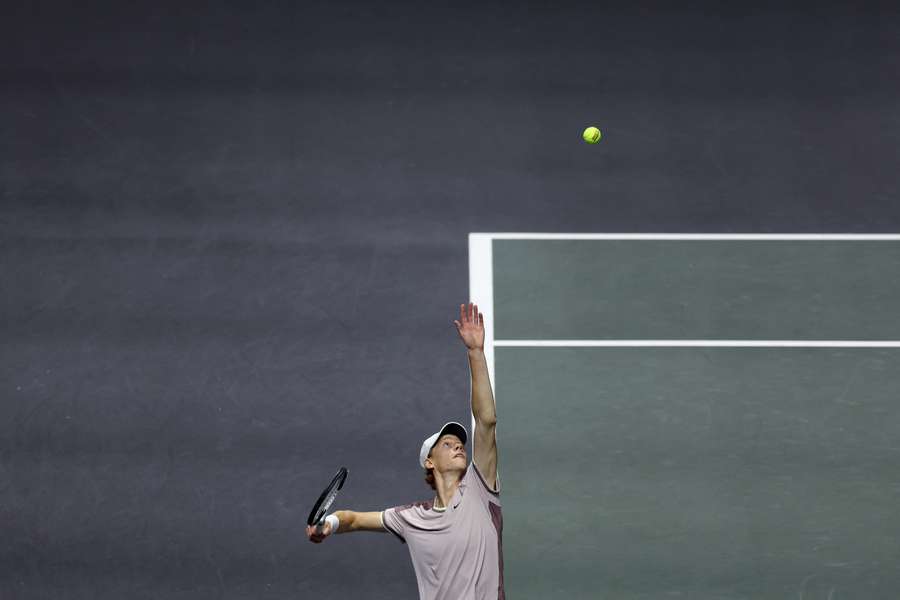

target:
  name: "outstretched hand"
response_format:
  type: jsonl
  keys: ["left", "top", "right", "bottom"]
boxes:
{"left": 306, "top": 522, "right": 333, "bottom": 544}
{"left": 453, "top": 302, "right": 485, "bottom": 351}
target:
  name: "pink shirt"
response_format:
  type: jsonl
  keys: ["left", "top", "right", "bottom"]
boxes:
{"left": 381, "top": 462, "right": 504, "bottom": 600}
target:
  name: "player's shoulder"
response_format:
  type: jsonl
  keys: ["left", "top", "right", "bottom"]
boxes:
{"left": 390, "top": 498, "right": 434, "bottom": 513}
{"left": 468, "top": 461, "right": 500, "bottom": 496}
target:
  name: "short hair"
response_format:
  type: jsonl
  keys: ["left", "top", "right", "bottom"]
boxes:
{"left": 424, "top": 465, "right": 437, "bottom": 491}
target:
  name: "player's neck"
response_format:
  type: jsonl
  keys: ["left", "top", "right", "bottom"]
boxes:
{"left": 433, "top": 471, "right": 463, "bottom": 509}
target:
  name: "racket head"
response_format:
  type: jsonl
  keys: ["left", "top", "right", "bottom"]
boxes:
{"left": 307, "top": 467, "right": 348, "bottom": 527}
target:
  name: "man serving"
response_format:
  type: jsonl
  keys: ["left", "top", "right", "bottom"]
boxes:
{"left": 306, "top": 302, "right": 504, "bottom": 600}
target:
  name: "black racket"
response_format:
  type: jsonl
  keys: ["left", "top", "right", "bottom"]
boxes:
{"left": 307, "top": 467, "right": 348, "bottom": 534}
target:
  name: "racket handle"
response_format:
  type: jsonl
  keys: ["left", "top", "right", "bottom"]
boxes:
{"left": 317, "top": 518, "right": 330, "bottom": 534}
{"left": 315, "top": 513, "right": 339, "bottom": 535}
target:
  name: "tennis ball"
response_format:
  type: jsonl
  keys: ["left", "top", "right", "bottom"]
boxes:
{"left": 582, "top": 126, "right": 601, "bottom": 144}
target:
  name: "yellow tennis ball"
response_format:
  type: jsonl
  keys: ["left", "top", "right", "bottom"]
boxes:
{"left": 582, "top": 126, "right": 601, "bottom": 144}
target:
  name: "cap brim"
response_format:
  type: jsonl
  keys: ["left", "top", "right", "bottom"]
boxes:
{"left": 437, "top": 422, "right": 468, "bottom": 446}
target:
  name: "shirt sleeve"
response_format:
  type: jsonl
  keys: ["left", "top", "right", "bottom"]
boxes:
{"left": 381, "top": 508, "right": 407, "bottom": 544}
{"left": 470, "top": 461, "right": 501, "bottom": 496}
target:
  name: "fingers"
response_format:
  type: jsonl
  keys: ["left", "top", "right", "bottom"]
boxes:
{"left": 306, "top": 526, "right": 318, "bottom": 543}
{"left": 457, "top": 303, "right": 485, "bottom": 327}
{"left": 306, "top": 524, "right": 330, "bottom": 544}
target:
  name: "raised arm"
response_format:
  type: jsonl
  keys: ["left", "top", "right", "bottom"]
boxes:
{"left": 306, "top": 510, "right": 387, "bottom": 543}
{"left": 454, "top": 303, "right": 499, "bottom": 490}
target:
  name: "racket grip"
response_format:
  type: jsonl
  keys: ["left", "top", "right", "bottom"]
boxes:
{"left": 315, "top": 513, "right": 339, "bottom": 535}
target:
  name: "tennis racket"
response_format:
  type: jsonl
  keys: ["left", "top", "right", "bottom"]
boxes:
{"left": 307, "top": 466, "right": 348, "bottom": 535}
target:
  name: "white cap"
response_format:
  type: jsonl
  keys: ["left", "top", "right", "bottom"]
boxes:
{"left": 419, "top": 421, "right": 468, "bottom": 468}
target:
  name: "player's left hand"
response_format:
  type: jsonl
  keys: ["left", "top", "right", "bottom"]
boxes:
{"left": 453, "top": 302, "right": 485, "bottom": 350}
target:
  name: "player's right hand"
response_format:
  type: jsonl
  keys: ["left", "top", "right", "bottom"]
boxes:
{"left": 306, "top": 522, "right": 334, "bottom": 543}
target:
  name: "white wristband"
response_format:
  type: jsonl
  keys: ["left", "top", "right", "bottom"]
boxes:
{"left": 325, "top": 513, "right": 340, "bottom": 534}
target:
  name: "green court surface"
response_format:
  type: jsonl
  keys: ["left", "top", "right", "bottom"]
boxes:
{"left": 471, "top": 235, "right": 900, "bottom": 599}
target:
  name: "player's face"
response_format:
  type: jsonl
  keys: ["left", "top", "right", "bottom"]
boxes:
{"left": 427, "top": 435, "right": 466, "bottom": 471}
{"left": 435, "top": 435, "right": 466, "bottom": 465}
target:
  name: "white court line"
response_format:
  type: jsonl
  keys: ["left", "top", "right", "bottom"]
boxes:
{"left": 468, "top": 234, "right": 496, "bottom": 437}
{"left": 472, "top": 233, "right": 900, "bottom": 240}
{"left": 467, "top": 232, "right": 900, "bottom": 435}
{"left": 493, "top": 340, "right": 900, "bottom": 347}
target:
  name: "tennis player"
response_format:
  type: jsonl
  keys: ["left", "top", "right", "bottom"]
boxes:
{"left": 306, "top": 302, "right": 503, "bottom": 600}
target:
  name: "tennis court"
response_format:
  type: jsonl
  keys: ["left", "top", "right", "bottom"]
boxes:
{"left": 7, "top": 3, "right": 900, "bottom": 598}
{"left": 471, "top": 234, "right": 900, "bottom": 599}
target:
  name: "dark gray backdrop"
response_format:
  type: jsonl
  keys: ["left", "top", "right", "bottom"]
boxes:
{"left": 2, "top": 2, "right": 899, "bottom": 599}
